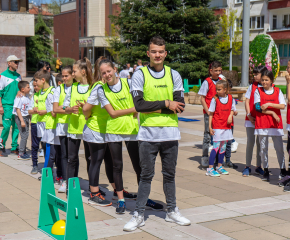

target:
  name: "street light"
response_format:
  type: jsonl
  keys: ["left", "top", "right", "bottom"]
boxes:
{"left": 89, "top": 49, "right": 92, "bottom": 63}
{"left": 55, "top": 39, "right": 59, "bottom": 58}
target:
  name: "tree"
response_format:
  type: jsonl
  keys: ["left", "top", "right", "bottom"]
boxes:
{"left": 109, "top": 0, "right": 229, "bottom": 83}
{"left": 105, "top": 24, "right": 122, "bottom": 63}
{"left": 217, "top": 8, "right": 242, "bottom": 55}
{"left": 48, "top": 0, "right": 68, "bottom": 15}
{"left": 26, "top": 14, "right": 55, "bottom": 70}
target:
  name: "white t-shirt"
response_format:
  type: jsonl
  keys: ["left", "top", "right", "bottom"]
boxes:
{"left": 131, "top": 66, "right": 184, "bottom": 142}
{"left": 63, "top": 84, "right": 90, "bottom": 140}
{"left": 254, "top": 87, "right": 286, "bottom": 136}
{"left": 98, "top": 79, "right": 136, "bottom": 142}
{"left": 244, "top": 83, "right": 262, "bottom": 128}
{"left": 198, "top": 78, "right": 219, "bottom": 96}
{"left": 135, "top": 65, "right": 143, "bottom": 72}
{"left": 13, "top": 95, "right": 31, "bottom": 117}
{"left": 119, "top": 70, "right": 130, "bottom": 79}
{"left": 209, "top": 95, "right": 236, "bottom": 142}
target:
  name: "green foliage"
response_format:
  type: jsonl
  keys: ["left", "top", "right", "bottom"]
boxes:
{"left": 280, "top": 66, "right": 287, "bottom": 71}
{"left": 109, "top": 0, "right": 229, "bottom": 84}
{"left": 26, "top": 14, "right": 55, "bottom": 71}
{"left": 105, "top": 24, "right": 122, "bottom": 62}
{"left": 51, "top": 57, "right": 76, "bottom": 71}
{"left": 48, "top": 0, "right": 68, "bottom": 15}
{"left": 189, "top": 86, "right": 200, "bottom": 93}
{"left": 217, "top": 8, "right": 242, "bottom": 55}
{"left": 222, "top": 66, "right": 239, "bottom": 71}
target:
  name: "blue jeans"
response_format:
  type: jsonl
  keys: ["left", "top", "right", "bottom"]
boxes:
{"left": 31, "top": 123, "right": 41, "bottom": 167}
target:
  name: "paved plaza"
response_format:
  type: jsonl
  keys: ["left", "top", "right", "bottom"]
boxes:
{"left": 0, "top": 78, "right": 290, "bottom": 239}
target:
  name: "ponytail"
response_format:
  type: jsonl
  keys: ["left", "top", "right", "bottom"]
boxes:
{"left": 74, "top": 57, "right": 93, "bottom": 87}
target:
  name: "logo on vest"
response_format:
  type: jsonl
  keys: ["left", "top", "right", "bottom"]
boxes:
{"left": 221, "top": 109, "right": 229, "bottom": 111}
{"left": 154, "top": 85, "right": 167, "bottom": 88}
{"left": 117, "top": 97, "right": 126, "bottom": 101}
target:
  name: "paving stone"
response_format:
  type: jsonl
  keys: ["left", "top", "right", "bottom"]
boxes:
{"left": 200, "top": 219, "right": 254, "bottom": 233}
{"left": 260, "top": 222, "right": 290, "bottom": 238}
{"left": 105, "top": 231, "right": 159, "bottom": 240}
{"left": 266, "top": 209, "right": 290, "bottom": 222}
{"left": 234, "top": 213, "right": 288, "bottom": 227}
{"left": 226, "top": 228, "right": 287, "bottom": 240}
{"left": 0, "top": 203, "right": 10, "bottom": 213}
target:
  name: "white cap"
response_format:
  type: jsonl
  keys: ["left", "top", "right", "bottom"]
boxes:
{"left": 6, "top": 55, "right": 23, "bottom": 62}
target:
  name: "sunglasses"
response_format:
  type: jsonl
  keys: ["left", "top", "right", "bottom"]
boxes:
{"left": 12, "top": 61, "right": 20, "bottom": 64}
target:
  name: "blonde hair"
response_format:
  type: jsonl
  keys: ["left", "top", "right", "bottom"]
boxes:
{"left": 94, "top": 56, "right": 107, "bottom": 83}
{"left": 73, "top": 57, "right": 93, "bottom": 87}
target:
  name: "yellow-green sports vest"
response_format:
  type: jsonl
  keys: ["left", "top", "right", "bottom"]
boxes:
{"left": 68, "top": 82, "right": 91, "bottom": 134}
{"left": 37, "top": 86, "right": 54, "bottom": 123}
{"left": 56, "top": 84, "right": 70, "bottom": 124}
{"left": 140, "top": 65, "right": 178, "bottom": 127}
{"left": 31, "top": 92, "right": 39, "bottom": 124}
{"left": 102, "top": 78, "right": 139, "bottom": 135}
{"left": 86, "top": 82, "right": 109, "bottom": 134}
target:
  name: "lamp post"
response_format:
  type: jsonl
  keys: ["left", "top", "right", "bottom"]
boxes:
{"left": 55, "top": 39, "right": 59, "bottom": 58}
{"left": 89, "top": 49, "right": 92, "bottom": 63}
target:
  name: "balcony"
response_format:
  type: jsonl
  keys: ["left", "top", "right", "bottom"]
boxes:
{"left": 268, "top": 0, "right": 290, "bottom": 10}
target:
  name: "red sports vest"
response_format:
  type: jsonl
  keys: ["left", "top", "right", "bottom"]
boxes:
{"left": 212, "top": 94, "right": 233, "bottom": 130}
{"left": 203, "top": 77, "right": 221, "bottom": 114}
{"left": 255, "top": 87, "right": 283, "bottom": 129}
{"left": 287, "top": 104, "right": 290, "bottom": 125}
{"left": 245, "top": 82, "right": 259, "bottom": 121}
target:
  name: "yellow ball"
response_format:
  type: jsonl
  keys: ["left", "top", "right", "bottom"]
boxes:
{"left": 51, "top": 219, "right": 66, "bottom": 235}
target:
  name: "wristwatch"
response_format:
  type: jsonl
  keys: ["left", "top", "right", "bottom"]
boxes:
{"left": 63, "top": 106, "right": 66, "bottom": 110}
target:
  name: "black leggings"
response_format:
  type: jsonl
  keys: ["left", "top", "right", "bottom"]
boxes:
{"left": 108, "top": 141, "right": 141, "bottom": 191}
{"left": 47, "top": 144, "right": 62, "bottom": 178}
{"left": 59, "top": 136, "right": 68, "bottom": 181}
{"left": 67, "top": 138, "right": 90, "bottom": 183}
{"left": 88, "top": 142, "right": 114, "bottom": 187}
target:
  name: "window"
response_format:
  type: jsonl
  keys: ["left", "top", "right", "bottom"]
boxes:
{"left": 236, "top": 0, "right": 242, "bottom": 3}
{"left": 283, "top": 14, "right": 290, "bottom": 28}
{"left": 1, "top": 0, "right": 9, "bottom": 11}
{"left": 250, "top": 16, "right": 264, "bottom": 29}
{"left": 273, "top": 15, "right": 277, "bottom": 30}
{"left": 284, "top": 44, "right": 288, "bottom": 57}
{"left": 235, "top": 18, "right": 243, "bottom": 31}
{"left": 279, "top": 44, "right": 283, "bottom": 57}
{"left": 278, "top": 44, "right": 290, "bottom": 57}
{"left": 11, "top": 0, "right": 18, "bottom": 11}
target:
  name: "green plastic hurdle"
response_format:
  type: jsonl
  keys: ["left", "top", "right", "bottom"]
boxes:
{"left": 183, "top": 79, "right": 202, "bottom": 93}
{"left": 38, "top": 168, "right": 88, "bottom": 240}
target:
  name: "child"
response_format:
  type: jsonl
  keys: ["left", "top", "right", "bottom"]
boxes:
{"left": 56, "top": 73, "right": 63, "bottom": 86}
{"left": 13, "top": 81, "right": 31, "bottom": 160}
{"left": 207, "top": 80, "right": 235, "bottom": 176}
{"left": 198, "top": 61, "right": 222, "bottom": 167}
{"left": 53, "top": 66, "right": 74, "bottom": 193}
{"left": 242, "top": 65, "right": 267, "bottom": 177}
{"left": 28, "top": 80, "right": 41, "bottom": 174}
{"left": 254, "top": 70, "right": 286, "bottom": 182}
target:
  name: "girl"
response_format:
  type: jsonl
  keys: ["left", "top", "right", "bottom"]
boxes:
{"left": 82, "top": 56, "right": 115, "bottom": 206}
{"left": 207, "top": 80, "right": 236, "bottom": 177}
{"left": 63, "top": 58, "right": 92, "bottom": 187}
{"left": 98, "top": 59, "right": 163, "bottom": 214}
{"left": 242, "top": 65, "right": 267, "bottom": 177}
{"left": 254, "top": 70, "right": 286, "bottom": 182}
{"left": 53, "top": 65, "right": 75, "bottom": 193}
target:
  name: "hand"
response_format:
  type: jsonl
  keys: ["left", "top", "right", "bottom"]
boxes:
{"left": 167, "top": 100, "right": 185, "bottom": 114}
{"left": 77, "top": 100, "right": 86, "bottom": 108}
{"left": 0, "top": 106, "right": 3, "bottom": 115}
{"left": 37, "top": 110, "right": 46, "bottom": 115}
{"left": 248, "top": 115, "right": 255, "bottom": 125}
{"left": 234, "top": 111, "right": 238, "bottom": 116}
{"left": 261, "top": 103, "right": 271, "bottom": 110}
{"left": 209, "top": 128, "right": 215, "bottom": 136}
{"left": 16, "top": 91, "right": 24, "bottom": 98}
{"left": 272, "top": 112, "right": 280, "bottom": 123}
{"left": 51, "top": 112, "right": 56, "bottom": 117}
{"left": 21, "top": 121, "right": 26, "bottom": 128}
{"left": 133, "top": 112, "right": 138, "bottom": 118}
{"left": 33, "top": 107, "right": 38, "bottom": 112}
{"left": 71, "top": 105, "right": 79, "bottom": 114}
{"left": 227, "top": 116, "right": 233, "bottom": 124}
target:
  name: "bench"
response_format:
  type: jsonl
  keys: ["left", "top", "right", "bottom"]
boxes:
{"left": 230, "top": 90, "right": 247, "bottom": 101}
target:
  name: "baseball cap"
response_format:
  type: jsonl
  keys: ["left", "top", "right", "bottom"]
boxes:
{"left": 6, "top": 55, "right": 23, "bottom": 62}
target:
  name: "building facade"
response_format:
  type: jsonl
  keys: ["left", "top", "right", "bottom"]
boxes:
{"left": 0, "top": 0, "right": 34, "bottom": 77}
{"left": 54, "top": 0, "right": 120, "bottom": 63}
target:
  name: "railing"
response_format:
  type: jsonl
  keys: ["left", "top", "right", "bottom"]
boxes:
{"left": 183, "top": 79, "right": 202, "bottom": 93}
{"left": 268, "top": 26, "right": 290, "bottom": 32}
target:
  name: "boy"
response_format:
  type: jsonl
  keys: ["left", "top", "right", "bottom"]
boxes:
{"left": 28, "top": 80, "right": 41, "bottom": 174}
{"left": 13, "top": 81, "right": 31, "bottom": 160}
{"left": 56, "top": 73, "right": 63, "bottom": 86}
{"left": 198, "top": 61, "right": 222, "bottom": 167}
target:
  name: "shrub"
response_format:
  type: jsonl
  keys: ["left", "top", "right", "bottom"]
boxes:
{"left": 222, "top": 70, "right": 240, "bottom": 86}
{"left": 190, "top": 86, "right": 200, "bottom": 93}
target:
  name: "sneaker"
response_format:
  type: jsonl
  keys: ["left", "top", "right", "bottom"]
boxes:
{"left": 165, "top": 207, "right": 191, "bottom": 226}
{"left": 123, "top": 211, "right": 145, "bottom": 231}
{"left": 113, "top": 189, "right": 137, "bottom": 200}
{"left": 0, "top": 148, "right": 8, "bottom": 157}
{"left": 279, "top": 169, "right": 287, "bottom": 180}
{"left": 242, "top": 167, "right": 251, "bottom": 177}
{"left": 255, "top": 167, "right": 264, "bottom": 176}
{"left": 23, "top": 153, "right": 31, "bottom": 159}
{"left": 231, "top": 141, "right": 239, "bottom": 152}
{"left": 31, "top": 166, "right": 38, "bottom": 175}
{"left": 39, "top": 149, "right": 44, "bottom": 157}
{"left": 99, "top": 188, "right": 106, "bottom": 196}
{"left": 278, "top": 176, "right": 290, "bottom": 187}
{"left": 55, "top": 177, "right": 63, "bottom": 185}
{"left": 223, "top": 161, "right": 238, "bottom": 169}
{"left": 146, "top": 199, "right": 164, "bottom": 211}
{"left": 208, "top": 145, "right": 213, "bottom": 153}
{"left": 262, "top": 171, "right": 270, "bottom": 182}
{"left": 284, "top": 183, "right": 290, "bottom": 192}
{"left": 58, "top": 181, "right": 67, "bottom": 193}
{"left": 17, "top": 154, "right": 30, "bottom": 160}
{"left": 216, "top": 166, "right": 229, "bottom": 175}
{"left": 88, "top": 192, "right": 112, "bottom": 206}
{"left": 206, "top": 168, "right": 220, "bottom": 177}
{"left": 201, "top": 157, "right": 209, "bottom": 168}
{"left": 11, "top": 148, "right": 19, "bottom": 155}
{"left": 116, "top": 200, "right": 126, "bottom": 214}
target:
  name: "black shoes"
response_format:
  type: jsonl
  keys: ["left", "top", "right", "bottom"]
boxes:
{"left": 223, "top": 161, "right": 238, "bottom": 169}
{"left": 113, "top": 189, "right": 137, "bottom": 200}
{"left": 262, "top": 170, "right": 270, "bottom": 182}
{"left": 146, "top": 199, "right": 164, "bottom": 211}
{"left": 116, "top": 200, "right": 126, "bottom": 214}
{"left": 88, "top": 192, "right": 112, "bottom": 206}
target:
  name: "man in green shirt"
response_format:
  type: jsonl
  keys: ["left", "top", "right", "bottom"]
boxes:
{"left": 0, "top": 55, "right": 23, "bottom": 156}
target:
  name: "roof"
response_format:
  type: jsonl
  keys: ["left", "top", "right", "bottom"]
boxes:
{"left": 29, "top": 6, "right": 53, "bottom": 16}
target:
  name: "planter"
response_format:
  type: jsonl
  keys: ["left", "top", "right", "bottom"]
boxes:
{"left": 188, "top": 92, "right": 201, "bottom": 105}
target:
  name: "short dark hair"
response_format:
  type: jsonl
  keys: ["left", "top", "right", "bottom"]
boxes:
{"left": 227, "top": 79, "right": 233, "bottom": 88}
{"left": 261, "top": 69, "right": 274, "bottom": 82}
{"left": 44, "top": 61, "right": 51, "bottom": 69}
{"left": 253, "top": 65, "right": 267, "bottom": 74}
{"left": 210, "top": 61, "right": 222, "bottom": 69}
{"left": 56, "top": 73, "right": 63, "bottom": 83}
{"left": 148, "top": 36, "right": 166, "bottom": 50}
{"left": 34, "top": 69, "right": 51, "bottom": 83}
{"left": 123, "top": 65, "right": 127, "bottom": 70}
{"left": 18, "top": 81, "right": 29, "bottom": 91}
{"left": 37, "top": 61, "right": 45, "bottom": 71}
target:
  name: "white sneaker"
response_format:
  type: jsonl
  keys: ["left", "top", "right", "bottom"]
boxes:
{"left": 58, "top": 181, "right": 67, "bottom": 193}
{"left": 165, "top": 207, "right": 191, "bottom": 226}
{"left": 231, "top": 141, "right": 239, "bottom": 153}
{"left": 201, "top": 157, "right": 209, "bottom": 168}
{"left": 123, "top": 211, "right": 145, "bottom": 232}
{"left": 208, "top": 145, "right": 213, "bottom": 153}
{"left": 39, "top": 149, "right": 44, "bottom": 157}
